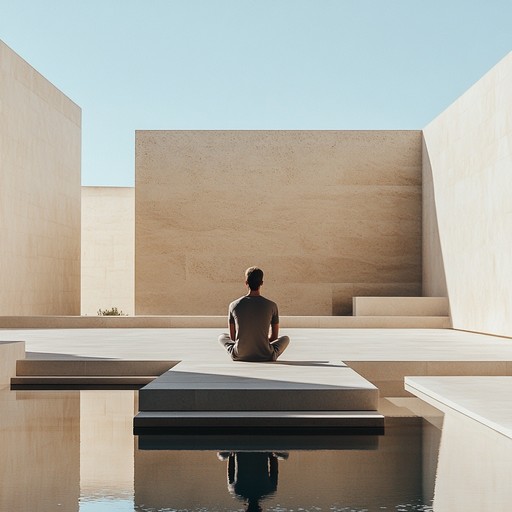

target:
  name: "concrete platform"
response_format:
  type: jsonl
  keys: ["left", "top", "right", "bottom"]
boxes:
{"left": 405, "top": 376, "right": 512, "bottom": 439}
{"left": 138, "top": 360, "right": 379, "bottom": 412}
{"left": 137, "top": 360, "right": 382, "bottom": 431}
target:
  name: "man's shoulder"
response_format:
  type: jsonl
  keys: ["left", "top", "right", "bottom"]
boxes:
{"left": 229, "top": 295, "right": 247, "bottom": 310}
{"left": 259, "top": 295, "right": 278, "bottom": 308}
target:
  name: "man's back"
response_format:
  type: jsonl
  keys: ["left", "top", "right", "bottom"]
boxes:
{"left": 218, "top": 266, "right": 290, "bottom": 362}
{"left": 229, "top": 295, "right": 278, "bottom": 361}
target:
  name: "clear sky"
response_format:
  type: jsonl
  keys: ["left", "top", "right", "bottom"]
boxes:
{"left": 1, "top": 0, "right": 511, "bottom": 187}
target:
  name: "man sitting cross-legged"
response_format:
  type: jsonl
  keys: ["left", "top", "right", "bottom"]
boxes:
{"left": 218, "top": 267, "right": 290, "bottom": 362}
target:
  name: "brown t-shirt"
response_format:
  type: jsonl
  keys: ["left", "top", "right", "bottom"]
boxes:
{"left": 228, "top": 295, "right": 279, "bottom": 361}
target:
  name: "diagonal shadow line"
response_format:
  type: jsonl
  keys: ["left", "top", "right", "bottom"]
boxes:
{"left": 274, "top": 360, "right": 347, "bottom": 368}
{"left": 152, "top": 368, "right": 367, "bottom": 390}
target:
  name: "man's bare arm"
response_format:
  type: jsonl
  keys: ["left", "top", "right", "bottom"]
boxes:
{"left": 269, "top": 323, "right": 279, "bottom": 342}
{"left": 229, "top": 322, "right": 236, "bottom": 341}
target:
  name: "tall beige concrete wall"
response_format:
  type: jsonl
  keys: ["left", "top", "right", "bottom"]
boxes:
{"left": 136, "top": 130, "right": 422, "bottom": 315}
{"left": 423, "top": 52, "right": 512, "bottom": 337}
{"left": 81, "top": 187, "right": 135, "bottom": 315}
{"left": 0, "top": 40, "right": 81, "bottom": 315}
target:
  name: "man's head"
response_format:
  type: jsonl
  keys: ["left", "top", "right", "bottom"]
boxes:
{"left": 245, "top": 266, "right": 264, "bottom": 291}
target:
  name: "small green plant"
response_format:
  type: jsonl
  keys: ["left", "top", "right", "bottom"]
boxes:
{"left": 97, "top": 307, "right": 125, "bottom": 316}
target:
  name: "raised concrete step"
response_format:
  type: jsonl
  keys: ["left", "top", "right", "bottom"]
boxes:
{"left": 16, "top": 359, "right": 176, "bottom": 376}
{"left": 138, "top": 361, "right": 379, "bottom": 415}
{"left": 0, "top": 314, "right": 450, "bottom": 328}
{"left": 134, "top": 410, "right": 384, "bottom": 435}
{"left": 11, "top": 359, "right": 176, "bottom": 390}
{"left": 353, "top": 297, "right": 449, "bottom": 317}
{"left": 11, "top": 375, "right": 155, "bottom": 390}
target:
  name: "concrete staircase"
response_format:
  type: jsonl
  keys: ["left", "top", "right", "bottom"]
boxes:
{"left": 11, "top": 359, "right": 176, "bottom": 390}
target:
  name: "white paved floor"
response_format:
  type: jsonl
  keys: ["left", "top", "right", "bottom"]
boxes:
{"left": 0, "top": 327, "right": 511, "bottom": 362}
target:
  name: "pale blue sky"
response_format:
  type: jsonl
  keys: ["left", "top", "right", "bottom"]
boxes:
{"left": 1, "top": 0, "right": 511, "bottom": 186}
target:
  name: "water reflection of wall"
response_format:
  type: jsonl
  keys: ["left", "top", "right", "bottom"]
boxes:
{"left": 80, "top": 391, "right": 136, "bottom": 501}
{"left": 0, "top": 389, "right": 80, "bottom": 512}
{"left": 135, "top": 420, "right": 427, "bottom": 510}
{"left": 434, "top": 412, "right": 512, "bottom": 511}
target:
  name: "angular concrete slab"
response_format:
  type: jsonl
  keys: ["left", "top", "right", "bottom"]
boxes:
{"left": 138, "top": 361, "right": 379, "bottom": 412}
{"left": 405, "top": 376, "right": 512, "bottom": 439}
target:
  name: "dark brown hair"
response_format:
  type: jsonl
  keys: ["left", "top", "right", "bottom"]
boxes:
{"left": 245, "top": 266, "right": 264, "bottom": 291}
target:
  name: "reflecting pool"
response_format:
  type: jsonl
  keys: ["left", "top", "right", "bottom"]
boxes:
{"left": 0, "top": 388, "right": 510, "bottom": 511}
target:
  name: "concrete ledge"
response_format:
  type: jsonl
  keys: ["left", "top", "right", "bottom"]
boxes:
{"left": 0, "top": 314, "right": 451, "bottom": 328}
{"left": 353, "top": 297, "right": 449, "bottom": 317}
{"left": 348, "top": 360, "right": 512, "bottom": 397}
{"left": 16, "top": 359, "right": 177, "bottom": 376}
{"left": 11, "top": 375, "right": 155, "bottom": 390}
{"left": 405, "top": 376, "right": 512, "bottom": 439}
{"left": 139, "top": 361, "right": 379, "bottom": 412}
{"left": 134, "top": 410, "right": 384, "bottom": 434}
{"left": 0, "top": 341, "right": 25, "bottom": 386}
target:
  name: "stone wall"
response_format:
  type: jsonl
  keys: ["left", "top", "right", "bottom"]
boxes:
{"left": 81, "top": 187, "right": 135, "bottom": 316}
{"left": 423, "top": 52, "right": 512, "bottom": 337}
{"left": 135, "top": 130, "right": 422, "bottom": 315}
{"left": 0, "top": 40, "right": 81, "bottom": 315}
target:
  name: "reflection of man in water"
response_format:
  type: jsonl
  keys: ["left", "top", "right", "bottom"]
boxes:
{"left": 217, "top": 451, "right": 288, "bottom": 511}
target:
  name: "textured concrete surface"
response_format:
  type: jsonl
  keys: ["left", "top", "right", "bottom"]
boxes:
{"left": 2, "top": 327, "right": 511, "bottom": 362}
{"left": 135, "top": 130, "right": 422, "bottom": 316}
{"left": 423, "top": 51, "right": 512, "bottom": 338}
{"left": 138, "top": 360, "right": 378, "bottom": 411}
{"left": 81, "top": 187, "right": 135, "bottom": 316}
{"left": 0, "top": 40, "right": 81, "bottom": 315}
{"left": 405, "top": 376, "right": 512, "bottom": 439}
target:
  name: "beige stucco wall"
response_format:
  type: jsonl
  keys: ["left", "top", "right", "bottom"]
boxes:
{"left": 136, "top": 130, "right": 422, "bottom": 315}
{"left": 423, "top": 52, "right": 512, "bottom": 337}
{"left": 0, "top": 40, "right": 81, "bottom": 315}
{"left": 81, "top": 187, "right": 135, "bottom": 315}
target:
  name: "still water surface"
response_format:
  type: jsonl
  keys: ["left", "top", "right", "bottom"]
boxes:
{"left": 1, "top": 388, "right": 510, "bottom": 511}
